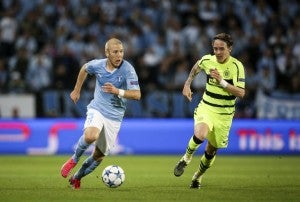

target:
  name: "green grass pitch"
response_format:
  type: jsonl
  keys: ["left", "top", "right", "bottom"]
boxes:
{"left": 0, "top": 155, "right": 299, "bottom": 202}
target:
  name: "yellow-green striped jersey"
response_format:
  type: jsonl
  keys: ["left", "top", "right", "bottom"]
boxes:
{"left": 197, "top": 54, "right": 245, "bottom": 115}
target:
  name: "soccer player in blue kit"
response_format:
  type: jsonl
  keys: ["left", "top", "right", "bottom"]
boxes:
{"left": 60, "top": 38, "right": 141, "bottom": 189}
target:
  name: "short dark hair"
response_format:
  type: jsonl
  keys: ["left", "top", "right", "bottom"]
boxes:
{"left": 213, "top": 33, "right": 233, "bottom": 47}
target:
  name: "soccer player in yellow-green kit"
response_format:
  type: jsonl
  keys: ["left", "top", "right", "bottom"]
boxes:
{"left": 174, "top": 33, "right": 245, "bottom": 188}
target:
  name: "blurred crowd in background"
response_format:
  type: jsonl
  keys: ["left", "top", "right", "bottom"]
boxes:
{"left": 0, "top": 0, "right": 299, "bottom": 118}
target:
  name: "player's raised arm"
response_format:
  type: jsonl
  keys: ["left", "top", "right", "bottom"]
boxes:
{"left": 210, "top": 68, "right": 245, "bottom": 99}
{"left": 70, "top": 64, "right": 88, "bottom": 104}
{"left": 182, "top": 62, "right": 201, "bottom": 102}
{"left": 102, "top": 82, "right": 141, "bottom": 100}
{"left": 118, "top": 89, "right": 141, "bottom": 100}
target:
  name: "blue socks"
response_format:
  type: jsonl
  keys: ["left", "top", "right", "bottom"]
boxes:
{"left": 74, "top": 156, "right": 101, "bottom": 179}
{"left": 72, "top": 135, "right": 90, "bottom": 163}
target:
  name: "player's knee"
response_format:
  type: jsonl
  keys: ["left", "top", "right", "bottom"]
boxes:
{"left": 84, "top": 128, "right": 99, "bottom": 143}
{"left": 84, "top": 135, "right": 95, "bottom": 144}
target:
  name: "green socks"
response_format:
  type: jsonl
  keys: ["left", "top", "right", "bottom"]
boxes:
{"left": 185, "top": 135, "right": 203, "bottom": 158}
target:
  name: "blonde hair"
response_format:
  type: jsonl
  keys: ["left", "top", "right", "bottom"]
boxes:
{"left": 105, "top": 38, "right": 123, "bottom": 52}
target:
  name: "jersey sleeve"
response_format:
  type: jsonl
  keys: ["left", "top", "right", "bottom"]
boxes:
{"left": 125, "top": 66, "right": 140, "bottom": 90}
{"left": 85, "top": 59, "right": 99, "bottom": 74}
{"left": 233, "top": 60, "right": 245, "bottom": 89}
{"left": 197, "top": 54, "right": 211, "bottom": 73}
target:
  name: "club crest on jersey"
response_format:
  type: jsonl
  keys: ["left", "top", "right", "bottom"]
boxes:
{"left": 117, "top": 76, "right": 123, "bottom": 82}
{"left": 223, "top": 69, "right": 230, "bottom": 79}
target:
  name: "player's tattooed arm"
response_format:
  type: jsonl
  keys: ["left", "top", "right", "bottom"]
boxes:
{"left": 182, "top": 62, "right": 201, "bottom": 102}
{"left": 184, "top": 62, "right": 201, "bottom": 86}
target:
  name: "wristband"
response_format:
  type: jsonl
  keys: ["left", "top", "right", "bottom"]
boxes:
{"left": 220, "top": 79, "right": 228, "bottom": 88}
{"left": 118, "top": 89, "right": 125, "bottom": 97}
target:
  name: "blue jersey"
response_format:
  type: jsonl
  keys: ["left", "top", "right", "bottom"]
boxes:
{"left": 85, "top": 59, "right": 140, "bottom": 122}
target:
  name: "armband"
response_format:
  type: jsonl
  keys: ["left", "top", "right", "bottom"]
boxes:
{"left": 118, "top": 89, "right": 125, "bottom": 97}
{"left": 220, "top": 79, "right": 228, "bottom": 88}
